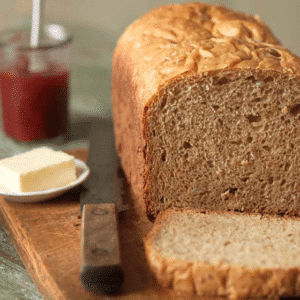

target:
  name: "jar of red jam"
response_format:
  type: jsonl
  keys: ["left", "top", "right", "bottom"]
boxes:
{"left": 0, "top": 24, "right": 73, "bottom": 142}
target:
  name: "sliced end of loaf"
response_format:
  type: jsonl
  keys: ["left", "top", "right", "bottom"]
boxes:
{"left": 144, "top": 209, "right": 300, "bottom": 298}
{"left": 143, "top": 63, "right": 300, "bottom": 219}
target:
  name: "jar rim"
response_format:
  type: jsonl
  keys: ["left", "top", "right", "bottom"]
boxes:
{"left": 0, "top": 24, "right": 73, "bottom": 51}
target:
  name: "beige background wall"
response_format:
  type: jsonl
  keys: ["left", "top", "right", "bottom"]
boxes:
{"left": 0, "top": 0, "right": 299, "bottom": 119}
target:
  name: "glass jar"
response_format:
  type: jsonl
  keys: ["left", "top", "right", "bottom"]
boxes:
{"left": 0, "top": 24, "right": 73, "bottom": 142}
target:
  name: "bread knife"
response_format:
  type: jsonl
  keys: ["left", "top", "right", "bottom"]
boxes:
{"left": 79, "top": 119, "right": 127, "bottom": 294}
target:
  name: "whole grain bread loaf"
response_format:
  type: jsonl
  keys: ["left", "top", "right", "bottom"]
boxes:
{"left": 111, "top": 2, "right": 300, "bottom": 220}
{"left": 144, "top": 209, "right": 300, "bottom": 299}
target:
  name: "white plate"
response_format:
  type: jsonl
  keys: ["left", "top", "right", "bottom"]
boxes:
{"left": 0, "top": 159, "right": 90, "bottom": 203}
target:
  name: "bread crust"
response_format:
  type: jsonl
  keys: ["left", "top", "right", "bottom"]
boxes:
{"left": 144, "top": 209, "right": 300, "bottom": 299}
{"left": 111, "top": 2, "right": 300, "bottom": 219}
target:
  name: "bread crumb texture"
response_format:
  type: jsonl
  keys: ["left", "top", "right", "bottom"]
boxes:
{"left": 144, "top": 209, "right": 300, "bottom": 299}
{"left": 112, "top": 2, "right": 300, "bottom": 220}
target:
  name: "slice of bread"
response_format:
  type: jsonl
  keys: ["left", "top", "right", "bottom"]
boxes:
{"left": 112, "top": 2, "right": 300, "bottom": 221}
{"left": 144, "top": 209, "right": 300, "bottom": 299}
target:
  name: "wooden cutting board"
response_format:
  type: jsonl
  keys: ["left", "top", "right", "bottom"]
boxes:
{"left": 0, "top": 148, "right": 209, "bottom": 300}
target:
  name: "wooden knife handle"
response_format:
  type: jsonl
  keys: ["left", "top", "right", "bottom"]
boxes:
{"left": 80, "top": 203, "right": 124, "bottom": 294}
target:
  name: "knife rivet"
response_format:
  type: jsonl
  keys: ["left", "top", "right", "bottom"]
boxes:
{"left": 91, "top": 247, "right": 110, "bottom": 256}
{"left": 91, "top": 208, "right": 109, "bottom": 215}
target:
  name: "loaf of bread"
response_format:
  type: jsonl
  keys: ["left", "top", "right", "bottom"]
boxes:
{"left": 112, "top": 2, "right": 300, "bottom": 220}
{"left": 144, "top": 208, "right": 300, "bottom": 299}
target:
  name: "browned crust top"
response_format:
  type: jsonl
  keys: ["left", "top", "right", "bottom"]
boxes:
{"left": 113, "top": 2, "right": 300, "bottom": 136}
{"left": 117, "top": 3, "right": 300, "bottom": 94}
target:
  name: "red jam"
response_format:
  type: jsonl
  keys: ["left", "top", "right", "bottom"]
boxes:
{"left": 0, "top": 66, "right": 69, "bottom": 142}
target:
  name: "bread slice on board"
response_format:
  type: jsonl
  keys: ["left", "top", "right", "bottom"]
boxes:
{"left": 112, "top": 2, "right": 300, "bottom": 220}
{"left": 144, "top": 209, "right": 300, "bottom": 299}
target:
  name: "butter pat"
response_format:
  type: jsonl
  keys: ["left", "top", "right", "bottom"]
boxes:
{"left": 0, "top": 147, "right": 77, "bottom": 193}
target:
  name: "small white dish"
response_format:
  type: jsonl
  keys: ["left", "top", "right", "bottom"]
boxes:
{"left": 0, "top": 159, "right": 90, "bottom": 203}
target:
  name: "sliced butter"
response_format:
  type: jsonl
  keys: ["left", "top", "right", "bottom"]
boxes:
{"left": 0, "top": 147, "right": 77, "bottom": 193}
